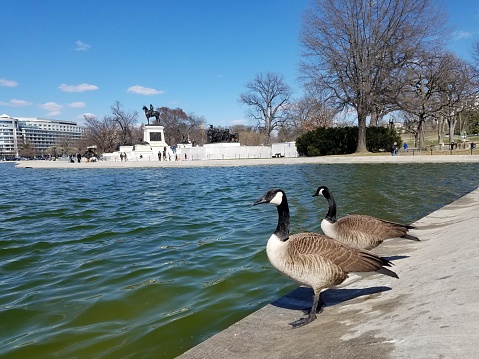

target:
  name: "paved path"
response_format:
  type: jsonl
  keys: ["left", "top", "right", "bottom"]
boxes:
{"left": 178, "top": 187, "right": 479, "bottom": 359}
{"left": 13, "top": 153, "right": 479, "bottom": 169}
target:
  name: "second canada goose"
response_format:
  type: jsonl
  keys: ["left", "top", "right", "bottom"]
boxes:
{"left": 313, "top": 185, "right": 419, "bottom": 250}
{"left": 253, "top": 188, "right": 398, "bottom": 328}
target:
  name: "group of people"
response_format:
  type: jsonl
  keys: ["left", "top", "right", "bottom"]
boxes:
{"left": 69, "top": 150, "right": 99, "bottom": 163}
{"left": 119, "top": 152, "right": 128, "bottom": 162}
{"left": 158, "top": 148, "right": 169, "bottom": 161}
{"left": 391, "top": 142, "right": 408, "bottom": 156}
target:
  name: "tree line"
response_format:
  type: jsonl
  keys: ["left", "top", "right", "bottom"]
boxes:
{"left": 238, "top": 0, "right": 479, "bottom": 151}
{"left": 79, "top": 0, "right": 479, "bottom": 154}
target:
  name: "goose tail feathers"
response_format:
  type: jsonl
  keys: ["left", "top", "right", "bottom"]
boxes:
{"left": 404, "top": 234, "right": 420, "bottom": 241}
{"left": 376, "top": 266, "right": 399, "bottom": 279}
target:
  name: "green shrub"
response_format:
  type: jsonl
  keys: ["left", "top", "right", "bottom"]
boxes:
{"left": 296, "top": 126, "right": 401, "bottom": 156}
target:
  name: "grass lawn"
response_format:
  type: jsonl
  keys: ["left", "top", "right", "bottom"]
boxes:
{"left": 401, "top": 132, "right": 479, "bottom": 147}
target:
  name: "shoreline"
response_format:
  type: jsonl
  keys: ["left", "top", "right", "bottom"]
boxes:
{"left": 178, "top": 187, "right": 479, "bottom": 358}
{"left": 12, "top": 153, "right": 479, "bottom": 169}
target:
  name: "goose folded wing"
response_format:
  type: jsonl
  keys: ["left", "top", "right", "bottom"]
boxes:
{"left": 339, "top": 215, "right": 409, "bottom": 238}
{"left": 289, "top": 232, "right": 392, "bottom": 273}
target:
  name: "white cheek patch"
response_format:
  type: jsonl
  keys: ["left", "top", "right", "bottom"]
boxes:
{"left": 270, "top": 191, "right": 283, "bottom": 206}
{"left": 318, "top": 188, "right": 324, "bottom": 196}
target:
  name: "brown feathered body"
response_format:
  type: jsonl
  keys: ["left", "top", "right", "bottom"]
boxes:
{"left": 266, "top": 231, "right": 396, "bottom": 290}
{"left": 254, "top": 188, "right": 398, "bottom": 328}
{"left": 315, "top": 186, "right": 419, "bottom": 250}
{"left": 322, "top": 214, "right": 415, "bottom": 250}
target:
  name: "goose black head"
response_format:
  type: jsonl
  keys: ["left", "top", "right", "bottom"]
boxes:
{"left": 312, "top": 185, "right": 330, "bottom": 198}
{"left": 253, "top": 188, "right": 285, "bottom": 206}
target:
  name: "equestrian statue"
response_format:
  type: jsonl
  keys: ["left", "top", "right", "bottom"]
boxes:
{"left": 142, "top": 104, "right": 160, "bottom": 125}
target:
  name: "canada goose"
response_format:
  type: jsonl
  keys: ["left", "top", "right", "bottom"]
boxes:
{"left": 253, "top": 188, "right": 398, "bottom": 328}
{"left": 313, "top": 185, "right": 419, "bottom": 250}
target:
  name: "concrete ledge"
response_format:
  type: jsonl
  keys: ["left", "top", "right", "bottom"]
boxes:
{"left": 13, "top": 153, "right": 479, "bottom": 169}
{"left": 179, "top": 187, "right": 479, "bottom": 359}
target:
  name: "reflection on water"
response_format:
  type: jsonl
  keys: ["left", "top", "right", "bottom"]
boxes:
{"left": 1, "top": 162, "right": 478, "bottom": 358}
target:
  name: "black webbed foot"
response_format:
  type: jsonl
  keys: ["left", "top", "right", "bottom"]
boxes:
{"left": 291, "top": 292, "right": 324, "bottom": 328}
{"left": 289, "top": 313, "right": 317, "bottom": 328}
{"left": 301, "top": 305, "right": 324, "bottom": 315}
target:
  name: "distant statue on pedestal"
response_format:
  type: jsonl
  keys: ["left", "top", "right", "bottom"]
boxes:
{"left": 142, "top": 104, "right": 160, "bottom": 125}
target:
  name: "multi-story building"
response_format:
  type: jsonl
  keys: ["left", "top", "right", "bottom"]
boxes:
{"left": 0, "top": 114, "right": 85, "bottom": 158}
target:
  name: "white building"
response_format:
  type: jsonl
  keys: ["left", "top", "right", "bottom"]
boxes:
{"left": 0, "top": 114, "right": 85, "bottom": 158}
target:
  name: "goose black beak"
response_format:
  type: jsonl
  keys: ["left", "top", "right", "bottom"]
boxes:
{"left": 253, "top": 197, "right": 268, "bottom": 206}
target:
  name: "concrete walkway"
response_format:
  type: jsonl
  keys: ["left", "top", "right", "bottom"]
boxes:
{"left": 13, "top": 153, "right": 479, "bottom": 169}
{"left": 178, "top": 187, "right": 479, "bottom": 359}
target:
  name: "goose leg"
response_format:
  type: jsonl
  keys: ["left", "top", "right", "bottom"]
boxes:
{"left": 301, "top": 292, "right": 325, "bottom": 315}
{"left": 290, "top": 292, "right": 323, "bottom": 329}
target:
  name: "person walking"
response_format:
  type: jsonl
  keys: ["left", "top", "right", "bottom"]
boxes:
{"left": 391, "top": 142, "right": 398, "bottom": 156}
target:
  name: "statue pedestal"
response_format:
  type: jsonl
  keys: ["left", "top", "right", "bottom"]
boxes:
{"left": 144, "top": 125, "right": 168, "bottom": 147}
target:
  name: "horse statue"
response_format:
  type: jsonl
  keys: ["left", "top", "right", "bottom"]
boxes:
{"left": 142, "top": 105, "right": 160, "bottom": 125}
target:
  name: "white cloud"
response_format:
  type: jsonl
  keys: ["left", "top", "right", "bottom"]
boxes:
{"left": 127, "top": 85, "right": 164, "bottom": 96}
{"left": 76, "top": 40, "right": 91, "bottom": 51}
{"left": 68, "top": 101, "right": 86, "bottom": 108}
{"left": 58, "top": 83, "right": 99, "bottom": 92}
{"left": 232, "top": 119, "right": 248, "bottom": 126}
{"left": 0, "top": 99, "right": 32, "bottom": 107}
{"left": 39, "top": 102, "right": 63, "bottom": 116}
{"left": 0, "top": 78, "right": 18, "bottom": 87}
{"left": 78, "top": 112, "right": 96, "bottom": 119}
{"left": 453, "top": 31, "right": 473, "bottom": 40}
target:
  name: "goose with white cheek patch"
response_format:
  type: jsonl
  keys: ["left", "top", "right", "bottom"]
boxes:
{"left": 313, "top": 186, "right": 419, "bottom": 250}
{"left": 253, "top": 188, "right": 398, "bottom": 328}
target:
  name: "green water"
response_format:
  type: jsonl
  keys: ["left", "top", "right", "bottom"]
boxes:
{"left": 1, "top": 162, "right": 479, "bottom": 358}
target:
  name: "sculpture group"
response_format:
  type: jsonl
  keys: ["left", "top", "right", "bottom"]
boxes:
{"left": 206, "top": 125, "right": 239, "bottom": 143}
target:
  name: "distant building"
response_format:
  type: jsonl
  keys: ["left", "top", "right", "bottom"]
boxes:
{"left": 0, "top": 114, "right": 86, "bottom": 158}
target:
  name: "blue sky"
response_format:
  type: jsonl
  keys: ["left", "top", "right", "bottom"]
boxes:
{"left": 1, "top": 0, "right": 478, "bottom": 127}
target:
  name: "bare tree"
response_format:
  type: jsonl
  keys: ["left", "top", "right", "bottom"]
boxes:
{"left": 157, "top": 107, "right": 206, "bottom": 145}
{"left": 438, "top": 56, "right": 478, "bottom": 145}
{"left": 300, "top": 0, "right": 446, "bottom": 153}
{"left": 83, "top": 114, "right": 119, "bottom": 153}
{"left": 396, "top": 50, "right": 477, "bottom": 148}
{"left": 239, "top": 72, "right": 293, "bottom": 145}
{"left": 285, "top": 95, "right": 336, "bottom": 135}
{"left": 110, "top": 101, "right": 139, "bottom": 145}
{"left": 396, "top": 49, "right": 450, "bottom": 148}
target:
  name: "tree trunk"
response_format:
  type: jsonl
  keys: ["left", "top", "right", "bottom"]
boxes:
{"left": 370, "top": 107, "right": 378, "bottom": 126}
{"left": 458, "top": 112, "right": 466, "bottom": 138}
{"left": 448, "top": 115, "right": 457, "bottom": 145}
{"left": 418, "top": 122, "right": 426, "bottom": 149}
{"left": 355, "top": 110, "right": 368, "bottom": 153}
{"left": 437, "top": 114, "right": 445, "bottom": 147}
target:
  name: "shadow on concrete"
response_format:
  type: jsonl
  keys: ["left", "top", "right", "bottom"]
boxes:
{"left": 272, "top": 286, "right": 392, "bottom": 311}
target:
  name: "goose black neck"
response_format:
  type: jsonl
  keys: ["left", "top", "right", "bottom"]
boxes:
{"left": 275, "top": 194, "right": 290, "bottom": 242}
{"left": 324, "top": 190, "right": 337, "bottom": 223}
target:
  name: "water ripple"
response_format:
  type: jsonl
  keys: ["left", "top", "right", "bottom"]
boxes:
{"left": 1, "top": 162, "right": 478, "bottom": 358}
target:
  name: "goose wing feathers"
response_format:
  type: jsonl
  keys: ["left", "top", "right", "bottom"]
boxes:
{"left": 288, "top": 232, "right": 392, "bottom": 274}
{"left": 337, "top": 214, "right": 412, "bottom": 239}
